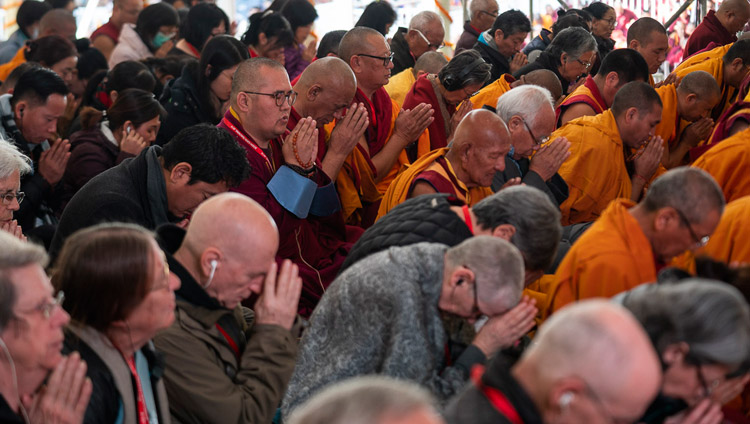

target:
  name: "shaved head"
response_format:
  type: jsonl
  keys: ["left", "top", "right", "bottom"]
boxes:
{"left": 611, "top": 81, "right": 662, "bottom": 117}
{"left": 626, "top": 17, "right": 666, "bottom": 45}
{"left": 447, "top": 109, "right": 511, "bottom": 187}
{"left": 643, "top": 167, "right": 724, "bottom": 225}
{"left": 678, "top": 70, "right": 721, "bottom": 101}
{"left": 520, "top": 300, "right": 661, "bottom": 420}
{"left": 452, "top": 109, "right": 509, "bottom": 151}
{"left": 520, "top": 69, "right": 563, "bottom": 101}
{"left": 718, "top": 0, "right": 750, "bottom": 34}
{"left": 338, "top": 26, "right": 384, "bottom": 66}
{"left": 414, "top": 51, "right": 448, "bottom": 75}
{"left": 718, "top": 0, "right": 750, "bottom": 14}
{"left": 231, "top": 58, "right": 287, "bottom": 104}
{"left": 294, "top": 57, "right": 358, "bottom": 126}
{"left": 296, "top": 57, "right": 356, "bottom": 93}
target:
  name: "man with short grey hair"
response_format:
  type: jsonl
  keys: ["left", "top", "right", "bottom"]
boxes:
{"left": 282, "top": 236, "right": 531, "bottom": 418}
{"left": 288, "top": 376, "right": 443, "bottom": 424}
{"left": 0, "top": 139, "right": 31, "bottom": 239}
{"left": 456, "top": 0, "right": 499, "bottom": 53}
{"left": 391, "top": 11, "right": 446, "bottom": 75}
{"left": 492, "top": 84, "right": 570, "bottom": 206}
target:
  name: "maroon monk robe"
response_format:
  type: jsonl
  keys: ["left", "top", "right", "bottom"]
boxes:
{"left": 402, "top": 74, "right": 455, "bottom": 151}
{"left": 218, "top": 110, "right": 362, "bottom": 317}
{"left": 289, "top": 107, "right": 328, "bottom": 163}
{"left": 683, "top": 10, "right": 737, "bottom": 60}
{"left": 354, "top": 86, "right": 394, "bottom": 157}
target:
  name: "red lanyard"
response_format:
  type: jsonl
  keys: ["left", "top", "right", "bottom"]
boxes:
{"left": 185, "top": 41, "right": 200, "bottom": 57}
{"left": 215, "top": 323, "right": 241, "bottom": 361}
{"left": 124, "top": 355, "right": 150, "bottom": 424}
{"left": 471, "top": 365, "right": 524, "bottom": 424}
{"left": 221, "top": 116, "right": 274, "bottom": 172}
{"left": 462, "top": 205, "right": 474, "bottom": 234}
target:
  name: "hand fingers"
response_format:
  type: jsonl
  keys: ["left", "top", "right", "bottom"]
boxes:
{"left": 64, "top": 355, "right": 88, "bottom": 407}
{"left": 74, "top": 378, "right": 93, "bottom": 419}
{"left": 275, "top": 259, "right": 294, "bottom": 300}
{"left": 262, "top": 261, "right": 279, "bottom": 299}
{"left": 45, "top": 354, "right": 69, "bottom": 401}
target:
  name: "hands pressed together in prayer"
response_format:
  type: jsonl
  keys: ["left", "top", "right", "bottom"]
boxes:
{"left": 22, "top": 352, "right": 92, "bottom": 424}
{"left": 328, "top": 103, "right": 369, "bottom": 157}
{"left": 529, "top": 136, "right": 571, "bottom": 181}
{"left": 509, "top": 52, "right": 528, "bottom": 75}
{"left": 472, "top": 295, "right": 538, "bottom": 357}
{"left": 38, "top": 138, "right": 71, "bottom": 186}
{"left": 1, "top": 219, "right": 25, "bottom": 241}
{"left": 634, "top": 136, "right": 665, "bottom": 180}
{"left": 284, "top": 117, "right": 319, "bottom": 171}
{"left": 392, "top": 103, "right": 434, "bottom": 149}
{"left": 683, "top": 118, "right": 715, "bottom": 148}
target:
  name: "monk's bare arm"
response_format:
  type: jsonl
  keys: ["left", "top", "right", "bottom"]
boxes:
{"left": 92, "top": 36, "right": 116, "bottom": 61}
{"left": 407, "top": 181, "right": 438, "bottom": 199}
{"left": 559, "top": 103, "right": 596, "bottom": 127}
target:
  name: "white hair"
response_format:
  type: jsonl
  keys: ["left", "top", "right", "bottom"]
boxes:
{"left": 469, "top": 0, "right": 497, "bottom": 18}
{"left": 0, "top": 139, "right": 31, "bottom": 180}
{"left": 409, "top": 11, "right": 441, "bottom": 32}
{"left": 495, "top": 84, "right": 555, "bottom": 128}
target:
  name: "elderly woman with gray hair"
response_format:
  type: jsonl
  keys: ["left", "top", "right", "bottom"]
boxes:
{"left": 0, "top": 139, "right": 31, "bottom": 240}
{"left": 619, "top": 280, "right": 750, "bottom": 424}
{"left": 512, "top": 27, "right": 597, "bottom": 95}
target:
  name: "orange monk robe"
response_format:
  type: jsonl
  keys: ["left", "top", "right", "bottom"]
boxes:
{"left": 554, "top": 111, "right": 633, "bottom": 225}
{"left": 465, "top": 74, "right": 515, "bottom": 110}
{"left": 674, "top": 56, "right": 735, "bottom": 120}
{"left": 377, "top": 147, "right": 493, "bottom": 219}
{"left": 653, "top": 84, "right": 682, "bottom": 149}
{"left": 556, "top": 75, "right": 607, "bottom": 126}
{"left": 692, "top": 127, "right": 750, "bottom": 203}
{"left": 384, "top": 67, "right": 416, "bottom": 108}
{"left": 700, "top": 196, "right": 750, "bottom": 265}
{"left": 545, "top": 199, "right": 657, "bottom": 316}
{"left": 0, "top": 46, "right": 26, "bottom": 82}
{"left": 677, "top": 43, "right": 732, "bottom": 70}
{"left": 330, "top": 96, "right": 431, "bottom": 227}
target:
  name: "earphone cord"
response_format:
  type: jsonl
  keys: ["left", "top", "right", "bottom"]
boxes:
{"left": 0, "top": 337, "right": 31, "bottom": 424}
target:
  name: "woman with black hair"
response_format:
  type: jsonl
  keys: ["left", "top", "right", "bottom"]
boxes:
{"left": 173, "top": 3, "right": 230, "bottom": 58}
{"left": 279, "top": 0, "right": 319, "bottom": 79}
{"left": 157, "top": 35, "right": 249, "bottom": 145}
{"left": 0, "top": 35, "right": 78, "bottom": 85}
{"left": 356, "top": 1, "right": 397, "bottom": 36}
{"left": 241, "top": 10, "right": 294, "bottom": 65}
{"left": 70, "top": 42, "right": 108, "bottom": 99}
{"left": 63, "top": 88, "right": 166, "bottom": 202}
{"left": 109, "top": 2, "right": 180, "bottom": 67}
{"left": 582, "top": 2, "right": 616, "bottom": 74}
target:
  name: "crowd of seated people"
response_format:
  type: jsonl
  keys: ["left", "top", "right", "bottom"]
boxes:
{"left": 2, "top": 0, "right": 750, "bottom": 423}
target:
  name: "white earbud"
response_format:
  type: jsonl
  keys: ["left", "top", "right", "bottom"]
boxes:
{"left": 204, "top": 260, "right": 218, "bottom": 289}
{"left": 559, "top": 392, "right": 574, "bottom": 408}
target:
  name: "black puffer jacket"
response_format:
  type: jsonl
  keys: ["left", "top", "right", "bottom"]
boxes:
{"left": 340, "top": 194, "right": 472, "bottom": 272}
{"left": 157, "top": 65, "right": 214, "bottom": 146}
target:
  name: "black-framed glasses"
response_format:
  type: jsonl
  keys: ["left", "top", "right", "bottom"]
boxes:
{"left": 479, "top": 10, "right": 498, "bottom": 18}
{"left": 521, "top": 118, "right": 549, "bottom": 146}
{"left": 414, "top": 29, "right": 445, "bottom": 50}
{"left": 1, "top": 191, "right": 24, "bottom": 206}
{"left": 674, "top": 208, "right": 710, "bottom": 248}
{"left": 576, "top": 58, "right": 593, "bottom": 70}
{"left": 356, "top": 52, "right": 394, "bottom": 67}
{"left": 16, "top": 291, "right": 65, "bottom": 320}
{"left": 695, "top": 364, "right": 722, "bottom": 398}
{"left": 242, "top": 90, "right": 297, "bottom": 107}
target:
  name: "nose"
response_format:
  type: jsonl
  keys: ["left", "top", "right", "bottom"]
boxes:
{"left": 169, "top": 271, "right": 182, "bottom": 291}
{"left": 495, "top": 157, "right": 506, "bottom": 172}
{"left": 8, "top": 197, "right": 20, "bottom": 211}
{"left": 54, "top": 306, "right": 70, "bottom": 327}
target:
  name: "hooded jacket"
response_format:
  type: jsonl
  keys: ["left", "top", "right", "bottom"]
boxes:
{"left": 474, "top": 31, "right": 511, "bottom": 84}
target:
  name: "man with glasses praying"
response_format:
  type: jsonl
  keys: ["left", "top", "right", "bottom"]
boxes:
{"left": 546, "top": 167, "right": 725, "bottom": 316}
{"left": 333, "top": 27, "right": 433, "bottom": 228}
{"left": 455, "top": 0, "right": 498, "bottom": 54}
{"left": 553, "top": 81, "right": 666, "bottom": 226}
{"left": 390, "top": 11, "right": 446, "bottom": 76}
{"left": 282, "top": 236, "right": 528, "bottom": 418}
{"left": 221, "top": 57, "right": 359, "bottom": 316}
{"left": 492, "top": 85, "right": 570, "bottom": 207}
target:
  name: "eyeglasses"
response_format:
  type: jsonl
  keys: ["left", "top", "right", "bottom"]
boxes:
{"left": 695, "top": 364, "right": 722, "bottom": 398}
{"left": 151, "top": 256, "right": 172, "bottom": 292}
{"left": 521, "top": 118, "right": 549, "bottom": 146}
{"left": 463, "top": 86, "right": 480, "bottom": 99}
{"left": 1, "top": 191, "right": 24, "bottom": 206}
{"left": 602, "top": 17, "right": 617, "bottom": 28}
{"left": 242, "top": 90, "right": 297, "bottom": 107}
{"left": 414, "top": 29, "right": 445, "bottom": 50}
{"left": 576, "top": 57, "right": 593, "bottom": 70}
{"left": 356, "top": 52, "right": 394, "bottom": 67}
{"left": 16, "top": 291, "right": 65, "bottom": 320}
{"left": 674, "top": 208, "right": 710, "bottom": 248}
{"left": 479, "top": 10, "right": 498, "bottom": 18}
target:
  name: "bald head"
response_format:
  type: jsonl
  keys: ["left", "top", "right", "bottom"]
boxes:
{"left": 39, "top": 9, "right": 76, "bottom": 39}
{"left": 452, "top": 109, "right": 509, "bottom": 151}
{"left": 643, "top": 167, "right": 724, "bottom": 224}
{"left": 718, "top": 0, "right": 750, "bottom": 33}
{"left": 231, "top": 58, "right": 287, "bottom": 106}
{"left": 414, "top": 51, "right": 448, "bottom": 76}
{"left": 521, "top": 300, "right": 661, "bottom": 420}
{"left": 294, "top": 57, "right": 358, "bottom": 126}
{"left": 296, "top": 57, "right": 357, "bottom": 93}
{"left": 611, "top": 81, "right": 662, "bottom": 117}
{"left": 678, "top": 70, "right": 721, "bottom": 102}
{"left": 339, "top": 26, "right": 384, "bottom": 66}
{"left": 446, "top": 109, "right": 511, "bottom": 187}
{"left": 627, "top": 17, "right": 667, "bottom": 45}
{"left": 515, "top": 69, "right": 563, "bottom": 103}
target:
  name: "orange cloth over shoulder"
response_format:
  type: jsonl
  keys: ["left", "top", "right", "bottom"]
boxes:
{"left": 654, "top": 84, "right": 681, "bottom": 149}
{"left": 545, "top": 199, "right": 657, "bottom": 317}
{"left": 556, "top": 75, "right": 607, "bottom": 126}
{"left": 465, "top": 74, "right": 514, "bottom": 110}
{"left": 0, "top": 47, "right": 27, "bottom": 82}
{"left": 553, "top": 110, "right": 633, "bottom": 225}
{"left": 674, "top": 56, "right": 735, "bottom": 119}
{"left": 678, "top": 43, "right": 732, "bottom": 70}
{"left": 377, "top": 147, "right": 492, "bottom": 219}
{"left": 384, "top": 68, "right": 416, "bottom": 108}
{"left": 701, "top": 196, "right": 750, "bottom": 265}
{"left": 692, "top": 127, "right": 750, "bottom": 203}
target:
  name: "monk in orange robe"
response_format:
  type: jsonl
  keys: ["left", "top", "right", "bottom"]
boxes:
{"left": 674, "top": 40, "right": 750, "bottom": 120}
{"left": 557, "top": 48, "right": 650, "bottom": 127}
{"left": 378, "top": 109, "right": 509, "bottom": 218}
{"left": 652, "top": 71, "right": 721, "bottom": 168}
{"left": 546, "top": 167, "right": 725, "bottom": 316}
{"left": 626, "top": 18, "right": 670, "bottom": 87}
{"left": 555, "top": 82, "right": 665, "bottom": 226}
{"left": 331, "top": 27, "right": 434, "bottom": 228}
{"left": 467, "top": 70, "right": 562, "bottom": 111}
{"left": 702, "top": 72, "right": 750, "bottom": 152}
{"left": 692, "top": 127, "right": 750, "bottom": 203}
{"left": 384, "top": 51, "right": 447, "bottom": 107}
{"left": 701, "top": 196, "right": 750, "bottom": 265}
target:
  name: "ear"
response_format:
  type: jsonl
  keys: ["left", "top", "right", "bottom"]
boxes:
{"left": 168, "top": 162, "right": 192, "bottom": 185}
{"left": 199, "top": 248, "right": 222, "bottom": 278}
{"left": 654, "top": 207, "right": 679, "bottom": 231}
{"left": 307, "top": 84, "right": 321, "bottom": 101}
{"left": 122, "top": 119, "right": 134, "bottom": 132}
{"left": 13, "top": 100, "right": 27, "bottom": 121}
{"left": 605, "top": 71, "right": 620, "bottom": 88}
{"left": 493, "top": 29, "right": 505, "bottom": 41}
{"left": 349, "top": 55, "right": 363, "bottom": 73}
{"left": 236, "top": 91, "right": 251, "bottom": 112}
{"left": 628, "top": 39, "right": 640, "bottom": 50}
{"left": 625, "top": 106, "right": 639, "bottom": 123}
{"left": 547, "top": 378, "right": 586, "bottom": 413}
{"left": 662, "top": 342, "right": 689, "bottom": 366}
{"left": 449, "top": 265, "right": 475, "bottom": 289}
{"left": 508, "top": 115, "right": 524, "bottom": 133}
{"left": 731, "top": 57, "right": 745, "bottom": 70}
{"left": 205, "top": 64, "right": 213, "bottom": 78}
{"left": 560, "top": 51, "right": 569, "bottom": 64}
{"left": 258, "top": 32, "right": 268, "bottom": 46}
{"left": 491, "top": 224, "right": 516, "bottom": 241}
{"left": 109, "top": 90, "right": 119, "bottom": 103}
{"left": 684, "top": 92, "right": 698, "bottom": 105}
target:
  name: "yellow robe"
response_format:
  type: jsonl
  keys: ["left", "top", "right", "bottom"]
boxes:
{"left": 677, "top": 43, "right": 732, "bottom": 70}
{"left": 0, "top": 47, "right": 26, "bottom": 82}
{"left": 674, "top": 56, "right": 735, "bottom": 119}
{"left": 384, "top": 68, "right": 416, "bottom": 108}
{"left": 701, "top": 195, "right": 750, "bottom": 265}
{"left": 553, "top": 110, "right": 633, "bottom": 225}
{"left": 377, "top": 147, "right": 493, "bottom": 219}
{"left": 545, "top": 199, "right": 656, "bottom": 317}
{"left": 654, "top": 84, "right": 681, "bottom": 149}
{"left": 692, "top": 127, "right": 750, "bottom": 203}
{"left": 465, "top": 74, "right": 514, "bottom": 110}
